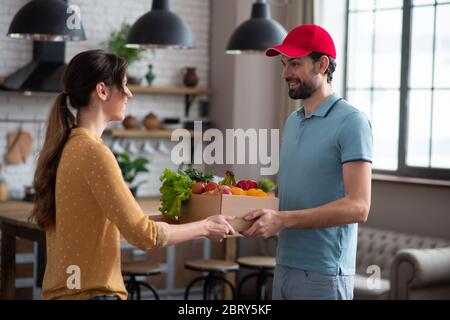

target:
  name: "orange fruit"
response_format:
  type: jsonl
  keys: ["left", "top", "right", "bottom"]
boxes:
{"left": 231, "top": 187, "right": 245, "bottom": 196}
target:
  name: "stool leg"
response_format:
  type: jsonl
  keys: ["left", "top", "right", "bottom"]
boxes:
{"left": 212, "top": 278, "right": 220, "bottom": 300}
{"left": 207, "top": 273, "right": 219, "bottom": 300}
{"left": 136, "top": 280, "right": 160, "bottom": 300}
{"left": 126, "top": 276, "right": 137, "bottom": 300}
{"left": 257, "top": 271, "right": 267, "bottom": 300}
{"left": 258, "top": 272, "right": 274, "bottom": 300}
{"left": 265, "top": 273, "right": 273, "bottom": 300}
{"left": 203, "top": 278, "right": 209, "bottom": 300}
{"left": 237, "top": 273, "right": 259, "bottom": 300}
{"left": 184, "top": 273, "right": 238, "bottom": 300}
{"left": 184, "top": 276, "right": 207, "bottom": 300}
{"left": 213, "top": 275, "right": 237, "bottom": 300}
{"left": 203, "top": 273, "right": 216, "bottom": 300}
{"left": 136, "top": 281, "right": 141, "bottom": 300}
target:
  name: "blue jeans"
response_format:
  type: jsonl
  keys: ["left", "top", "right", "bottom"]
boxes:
{"left": 89, "top": 295, "right": 120, "bottom": 300}
{"left": 272, "top": 264, "right": 354, "bottom": 300}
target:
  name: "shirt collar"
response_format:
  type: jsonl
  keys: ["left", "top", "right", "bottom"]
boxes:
{"left": 70, "top": 127, "right": 103, "bottom": 143}
{"left": 296, "top": 94, "right": 340, "bottom": 119}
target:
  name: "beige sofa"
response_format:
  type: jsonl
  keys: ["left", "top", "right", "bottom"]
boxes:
{"left": 355, "top": 226, "right": 450, "bottom": 300}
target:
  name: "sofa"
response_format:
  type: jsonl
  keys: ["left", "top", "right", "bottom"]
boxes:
{"left": 355, "top": 226, "right": 450, "bottom": 300}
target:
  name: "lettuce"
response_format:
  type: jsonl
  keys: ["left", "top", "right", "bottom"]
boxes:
{"left": 159, "top": 169, "right": 194, "bottom": 220}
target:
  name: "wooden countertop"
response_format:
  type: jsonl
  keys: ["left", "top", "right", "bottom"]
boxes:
{"left": 0, "top": 197, "right": 162, "bottom": 230}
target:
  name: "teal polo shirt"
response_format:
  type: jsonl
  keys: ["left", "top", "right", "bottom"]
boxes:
{"left": 277, "top": 94, "right": 373, "bottom": 276}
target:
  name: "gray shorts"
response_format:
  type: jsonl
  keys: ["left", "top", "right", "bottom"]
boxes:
{"left": 272, "top": 264, "right": 354, "bottom": 300}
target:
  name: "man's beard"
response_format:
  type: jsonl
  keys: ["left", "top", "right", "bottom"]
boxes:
{"left": 287, "top": 78, "right": 318, "bottom": 100}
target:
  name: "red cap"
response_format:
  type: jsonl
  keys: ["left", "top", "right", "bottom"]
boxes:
{"left": 265, "top": 24, "right": 336, "bottom": 59}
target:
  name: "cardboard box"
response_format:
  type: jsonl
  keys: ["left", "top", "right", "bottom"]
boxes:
{"left": 180, "top": 194, "right": 279, "bottom": 232}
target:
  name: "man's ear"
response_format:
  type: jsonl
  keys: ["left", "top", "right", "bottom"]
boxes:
{"left": 318, "top": 55, "right": 330, "bottom": 76}
{"left": 95, "top": 82, "right": 109, "bottom": 101}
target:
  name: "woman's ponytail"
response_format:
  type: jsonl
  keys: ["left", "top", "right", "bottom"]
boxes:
{"left": 30, "top": 92, "right": 75, "bottom": 229}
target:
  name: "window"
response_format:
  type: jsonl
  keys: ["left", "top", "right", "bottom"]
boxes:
{"left": 345, "top": 0, "right": 450, "bottom": 179}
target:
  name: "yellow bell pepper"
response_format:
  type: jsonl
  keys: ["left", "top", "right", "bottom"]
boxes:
{"left": 231, "top": 187, "right": 246, "bottom": 196}
{"left": 246, "top": 188, "right": 268, "bottom": 197}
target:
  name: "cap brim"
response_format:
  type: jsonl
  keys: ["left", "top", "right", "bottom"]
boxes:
{"left": 265, "top": 44, "right": 312, "bottom": 58}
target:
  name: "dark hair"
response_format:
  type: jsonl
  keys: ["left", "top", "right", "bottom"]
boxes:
{"left": 30, "top": 49, "right": 127, "bottom": 230}
{"left": 309, "top": 52, "right": 336, "bottom": 83}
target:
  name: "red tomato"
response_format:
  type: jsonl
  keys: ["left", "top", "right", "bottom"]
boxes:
{"left": 204, "top": 181, "right": 219, "bottom": 192}
{"left": 191, "top": 182, "right": 206, "bottom": 194}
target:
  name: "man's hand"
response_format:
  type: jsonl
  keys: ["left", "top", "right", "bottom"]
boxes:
{"left": 204, "top": 215, "right": 237, "bottom": 242}
{"left": 242, "top": 209, "right": 285, "bottom": 239}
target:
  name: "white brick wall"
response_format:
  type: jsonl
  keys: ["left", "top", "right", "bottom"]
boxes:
{"left": 0, "top": 0, "right": 210, "bottom": 199}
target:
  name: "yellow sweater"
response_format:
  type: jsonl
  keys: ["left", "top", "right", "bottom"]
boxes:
{"left": 41, "top": 128, "right": 169, "bottom": 300}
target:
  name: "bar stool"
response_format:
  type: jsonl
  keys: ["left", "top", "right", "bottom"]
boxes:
{"left": 122, "top": 261, "right": 161, "bottom": 300}
{"left": 237, "top": 256, "right": 276, "bottom": 300}
{"left": 184, "top": 259, "right": 239, "bottom": 300}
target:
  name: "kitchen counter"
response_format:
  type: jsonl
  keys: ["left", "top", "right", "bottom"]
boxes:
{"left": 0, "top": 200, "right": 36, "bottom": 229}
{"left": 0, "top": 197, "right": 162, "bottom": 229}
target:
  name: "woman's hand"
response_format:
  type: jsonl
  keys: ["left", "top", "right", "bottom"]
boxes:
{"left": 203, "top": 215, "right": 237, "bottom": 242}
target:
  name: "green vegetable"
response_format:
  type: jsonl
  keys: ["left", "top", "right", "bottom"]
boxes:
{"left": 159, "top": 169, "right": 194, "bottom": 220}
{"left": 257, "top": 178, "right": 276, "bottom": 193}
{"left": 183, "top": 168, "right": 213, "bottom": 182}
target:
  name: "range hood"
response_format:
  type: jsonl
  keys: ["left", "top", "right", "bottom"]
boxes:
{"left": 1, "top": 41, "right": 66, "bottom": 93}
{"left": 1, "top": 0, "right": 86, "bottom": 93}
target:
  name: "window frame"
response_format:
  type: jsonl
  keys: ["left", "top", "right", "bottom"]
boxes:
{"left": 343, "top": 0, "right": 450, "bottom": 180}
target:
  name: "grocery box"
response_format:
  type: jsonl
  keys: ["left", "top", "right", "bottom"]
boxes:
{"left": 179, "top": 194, "right": 279, "bottom": 232}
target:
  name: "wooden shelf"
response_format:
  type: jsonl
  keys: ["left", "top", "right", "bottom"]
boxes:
{"left": 127, "top": 85, "right": 211, "bottom": 96}
{"left": 0, "top": 78, "right": 211, "bottom": 96}
{"left": 0, "top": 78, "right": 211, "bottom": 117}
{"left": 105, "top": 129, "right": 202, "bottom": 138}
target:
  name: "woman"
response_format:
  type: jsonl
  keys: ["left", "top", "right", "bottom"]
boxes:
{"left": 30, "top": 49, "right": 235, "bottom": 300}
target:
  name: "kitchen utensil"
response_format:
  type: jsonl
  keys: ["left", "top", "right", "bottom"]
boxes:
{"left": 141, "top": 141, "right": 156, "bottom": 156}
{"left": 5, "top": 129, "right": 33, "bottom": 165}
{"left": 157, "top": 140, "right": 171, "bottom": 155}
{"left": 126, "top": 140, "right": 139, "bottom": 155}
{"left": 111, "top": 139, "right": 125, "bottom": 154}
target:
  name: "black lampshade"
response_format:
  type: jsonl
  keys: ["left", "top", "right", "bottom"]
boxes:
{"left": 125, "top": 0, "right": 195, "bottom": 49}
{"left": 7, "top": 0, "right": 86, "bottom": 41}
{"left": 226, "top": 0, "right": 287, "bottom": 54}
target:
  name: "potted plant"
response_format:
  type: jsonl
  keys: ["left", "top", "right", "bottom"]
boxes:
{"left": 115, "top": 152, "right": 150, "bottom": 197}
{"left": 104, "top": 22, "right": 146, "bottom": 84}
